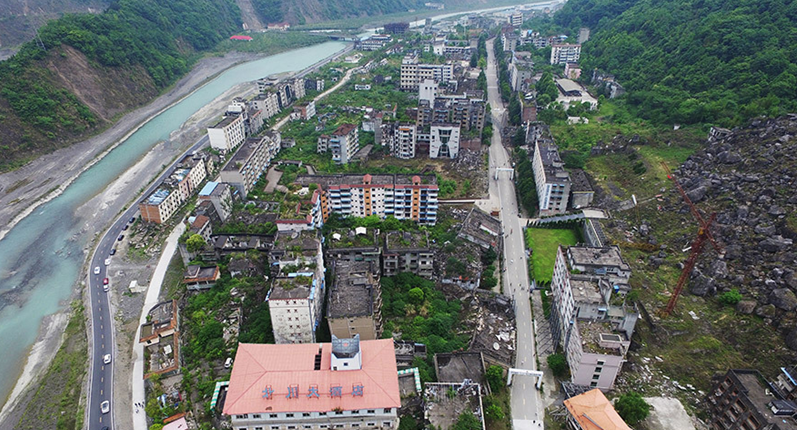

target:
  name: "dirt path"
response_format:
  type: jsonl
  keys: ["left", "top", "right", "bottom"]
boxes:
{"left": 0, "top": 51, "right": 264, "bottom": 242}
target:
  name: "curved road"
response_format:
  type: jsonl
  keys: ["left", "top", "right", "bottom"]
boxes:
{"left": 86, "top": 135, "right": 208, "bottom": 430}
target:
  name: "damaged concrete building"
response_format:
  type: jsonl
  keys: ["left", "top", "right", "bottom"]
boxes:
{"left": 550, "top": 245, "right": 639, "bottom": 390}
{"left": 327, "top": 260, "right": 383, "bottom": 340}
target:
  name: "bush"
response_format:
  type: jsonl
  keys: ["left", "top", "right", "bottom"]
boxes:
{"left": 486, "top": 365, "right": 503, "bottom": 392}
{"left": 453, "top": 411, "right": 481, "bottom": 430}
{"left": 547, "top": 353, "right": 568, "bottom": 378}
{"left": 408, "top": 287, "right": 424, "bottom": 304}
{"left": 719, "top": 289, "right": 742, "bottom": 306}
{"left": 615, "top": 392, "right": 651, "bottom": 425}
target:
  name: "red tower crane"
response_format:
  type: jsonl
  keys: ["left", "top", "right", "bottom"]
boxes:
{"left": 661, "top": 162, "right": 722, "bottom": 316}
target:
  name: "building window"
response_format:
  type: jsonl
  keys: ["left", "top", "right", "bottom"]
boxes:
{"left": 383, "top": 408, "right": 392, "bottom": 414}
{"left": 303, "top": 413, "right": 310, "bottom": 417}
{"left": 335, "top": 410, "right": 343, "bottom": 415}
{"left": 270, "top": 414, "right": 278, "bottom": 418}
{"left": 597, "top": 360, "right": 605, "bottom": 365}
{"left": 367, "top": 423, "right": 376, "bottom": 427}
{"left": 367, "top": 410, "right": 375, "bottom": 414}
{"left": 592, "top": 374, "right": 600, "bottom": 380}
{"left": 288, "top": 427, "right": 296, "bottom": 430}
{"left": 590, "top": 381, "right": 598, "bottom": 387}
{"left": 286, "top": 413, "right": 294, "bottom": 418}
{"left": 253, "top": 415, "right": 262, "bottom": 419}
{"left": 595, "top": 367, "right": 603, "bottom": 373}
{"left": 304, "top": 426, "right": 312, "bottom": 429}
{"left": 351, "top": 410, "right": 359, "bottom": 414}
{"left": 236, "top": 414, "right": 249, "bottom": 419}
{"left": 352, "top": 425, "right": 360, "bottom": 428}
{"left": 320, "top": 426, "right": 328, "bottom": 429}
{"left": 271, "top": 427, "right": 279, "bottom": 430}
{"left": 382, "top": 423, "right": 392, "bottom": 427}
{"left": 319, "top": 412, "right": 327, "bottom": 416}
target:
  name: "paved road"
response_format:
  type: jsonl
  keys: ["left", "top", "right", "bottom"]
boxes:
{"left": 85, "top": 135, "right": 209, "bottom": 430}
{"left": 484, "top": 38, "right": 542, "bottom": 430}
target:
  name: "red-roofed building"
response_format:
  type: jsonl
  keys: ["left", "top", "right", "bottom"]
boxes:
{"left": 230, "top": 35, "right": 254, "bottom": 41}
{"left": 564, "top": 388, "right": 631, "bottom": 430}
{"left": 224, "top": 336, "right": 400, "bottom": 429}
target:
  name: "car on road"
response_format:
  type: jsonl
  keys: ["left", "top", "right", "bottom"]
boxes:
{"left": 129, "top": 217, "right": 136, "bottom": 223}
{"left": 100, "top": 400, "right": 110, "bottom": 414}
{"left": 122, "top": 224, "right": 129, "bottom": 230}
{"left": 117, "top": 234, "right": 124, "bottom": 241}
{"left": 103, "top": 354, "right": 111, "bottom": 364}
{"left": 103, "top": 278, "right": 109, "bottom": 285}
{"left": 104, "top": 258, "right": 111, "bottom": 266}
{"left": 103, "top": 283, "right": 110, "bottom": 292}
{"left": 93, "top": 266, "right": 100, "bottom": 275}
{"left": 110, "top": 249, "right": 116, "bottom": 255}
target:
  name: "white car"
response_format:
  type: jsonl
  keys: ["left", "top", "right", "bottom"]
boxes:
{"left": 93, "top": 266, "right": 100, "bottom": 275}
{"left": 103, "top": 354, "right": 111, "bottom": 364}
{"left": 104, "top": 258, "right": 111, "bottom": 266}
{"left": 100, "top": 400, "right": 110, "bottom": 414}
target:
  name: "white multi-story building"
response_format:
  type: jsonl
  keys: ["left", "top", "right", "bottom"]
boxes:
{"left": 140, "top": 155, "right": 207, "bottom": 223}
{"left": 294, "top": 174, "right": 439, "bottom": 226}
{"left": 400, "top": 55, "right": 454, "bottom": 91}
{"left": 531, "top": 130, "right": 571, "bottom": 215}
{"left": 251, "top": 92, "right": 281, "bottom": 119}
{"left": 429, "top": 123, "right": 460, "bottom": 159}
{"left": 219, "top": 133, "right": 279, "bottom": 198}
{"left": 268, "top": 270, "right": 325, "bottom": 344}
{"left": 419, "top": 79, "right": 438, "bottom": 103}
{"left": 208, "top": 114, "right": 246, "bottom": 152}
{"left": 329, "top": 124, "right": 360, "bottom": 165}
{"left": 509, "top": 11, "right": 523, "bottom": 27}
{"left": 550, "top": 44, "right": 582, "bottom": 65}
{"left": 198, "top": 181, "right": 233, "bottom": 222}
{"left": 501, "top": 30, "right": 518, "bottom": 52}
{"left": 550, "top": 246, "right": 638, "bottom": 391}
{"left": 390, "top": 123, "right": 417, "bottom": 159}
{"left": 224, "top": 336, "right": 400, "bottom": 430}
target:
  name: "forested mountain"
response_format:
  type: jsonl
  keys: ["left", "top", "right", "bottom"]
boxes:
{"left": 554, "top": 0, "right": 797, "bottom": 125}
{"left": 0, "top": 0, "right": 109, "bottom": 50}
{"left": 0, "top": 0, "right": 241, "bottom": 170}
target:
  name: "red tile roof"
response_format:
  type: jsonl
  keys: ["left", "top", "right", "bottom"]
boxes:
{"left": 564, "top": 389, "right": 631, "bottom": 430}
{"left": 224, "top": 340, "right": 400, "bottom": 415}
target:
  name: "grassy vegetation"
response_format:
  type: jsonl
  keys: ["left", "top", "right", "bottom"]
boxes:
{"left": 15, "top": 301, "right": 86, "bottom": 430}
{"left": 524, "top": 227, "right": 579, "bottom": 283}
{"left": 162, "top": 253, "right": 187, "bottom": 300}
{"left": 212, "top": 31, "right": 327, "bottom": 55}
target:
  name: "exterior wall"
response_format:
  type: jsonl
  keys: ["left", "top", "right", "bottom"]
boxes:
{"left": 331, "top": 128, "right": 359, "bottom": 165}
{"left": 382, "top": 250, "right": 434, "bottom": 278}
{"left": 392, "top": 124, "right": 416, "bottom": 159}
{"left": 208, "top": 115, "right": 246, "bottom": 151}
{"left": 329, "top": 315, "right": 379, "bottom": 341}
{"left": 571, "top": 352, "right": 623, "bottom": 391}
{"left": 269, "top": 298, "right": 314, "bottom": 344}
{"left": 140, "top": 187, "right": 182, "bottom": 224}
{"left": 186, "top": 158, "right": 208, "bottom": 193}
{"left": 429, "top": 124, "right": 460, "bottom": 159}
{"left": 551, "top": 44, "right": 582, "bottom": 65}
{"left": 230, "top": 409, "right": 399, "bottom": 430}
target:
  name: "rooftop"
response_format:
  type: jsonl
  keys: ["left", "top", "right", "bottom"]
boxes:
{"left": 570, "top": 277, "right": 603, "bottom": 305}
{"left": 329, "top": 261, "right": 380, "bottom": 319}
{"left": 434, "top": 352, "right": 486, "bottom": 386}
{"left": 274, "top": 231, "right": 320, "bottom": 254}
{"left": 223, "top": 138, "right": 263, "bottom": 172}
{"left": 211, "top": 115, "right": 239, "bottom": 129}
{"left": 564, "top": 389, "right": 631, "bottom": 430}
{"left": 183, "top": 265, "right": 219, "bottom": 283}
{"left": 570, "top": 169, "right": 593, "bottom": 192}
{"left": 199, "top": 181, "right": 219, "bottom": 196}
{"left": 294, "top": 174, "right": 438, "bottom": 189}
{"left": 458, "top": 207, "right": 501, "bottom": 249}
{"left": 568, "top": 246, "right": 631, "bottom": 271}
{"left": 333, "top": 123, "right": 358, "bottom": 137}
{"left": 385, "top": 231, "right": 429, "bottom": 250}
{"left": 327, "top": 229, "right": 379, "bottom": 250}
{"left": 556, "top": 78, "right": 582, "bottom": 94}
{"left": 145, "top": 186, "right": 175, "bottom": 206}
{"left": 223, "top": 339, "right": 400, "bottom": 415}
{"left": 269, "top": 275, "right": 315, "bottom": 300}
{"left": 578, "top": 320, "right": 627, "bottom": 355}
{"left": 732, "top": 370, "right": 797, "bottom": 430}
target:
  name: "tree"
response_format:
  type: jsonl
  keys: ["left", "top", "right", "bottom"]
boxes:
{"left": 399, "top": 416, "right": 418, "bottom": 430}
{"left": 615, "top": 391, "right": 651, "bottom": 425}
{"left": 150, "top": 425, "right": 164, "bottom": 430}
{"left": 453, "top": 411, "right": 482, "bottom": 430}
{"left": 486, "top": 365, "right": 504, "bottom": 392}
{"left": 145, "top": 398, "right": 161, "bottom": 419}
{"left": 547, "top": 353, "right": 568, "bottom": 377}
{"left": 719, "top": 289, "right": 742, "bottom": 306}
{"left": 186, "top": 233, "right": 206, "bottom": 253}
{"left": 408, "top": 287, "right": 425, "bottom": 304}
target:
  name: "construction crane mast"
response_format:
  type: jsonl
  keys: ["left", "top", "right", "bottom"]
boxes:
{"left": 661, "top": 162, "right": 722, "bottom": 316}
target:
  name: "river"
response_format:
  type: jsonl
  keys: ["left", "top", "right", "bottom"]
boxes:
{"left": 0, "top": 40, "right": 347, "bottom": 406}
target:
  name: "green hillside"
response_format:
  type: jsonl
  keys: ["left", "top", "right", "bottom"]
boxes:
{"left": 554, "top": 0, "right": 797, "bottom": 125}
{"left": 0, "top": 0, "right": 242, "bottom": 171}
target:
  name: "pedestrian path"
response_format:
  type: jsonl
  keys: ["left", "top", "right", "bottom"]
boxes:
{"left": 131, "top": 223, "right": 185, "bottom": 430}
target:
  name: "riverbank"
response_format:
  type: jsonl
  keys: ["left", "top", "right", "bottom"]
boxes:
{"left": 0, "top": 41, "right": 353, "bottom": 430}
{"left": 0, "top": 50, "right": 265, "bottom": 243}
